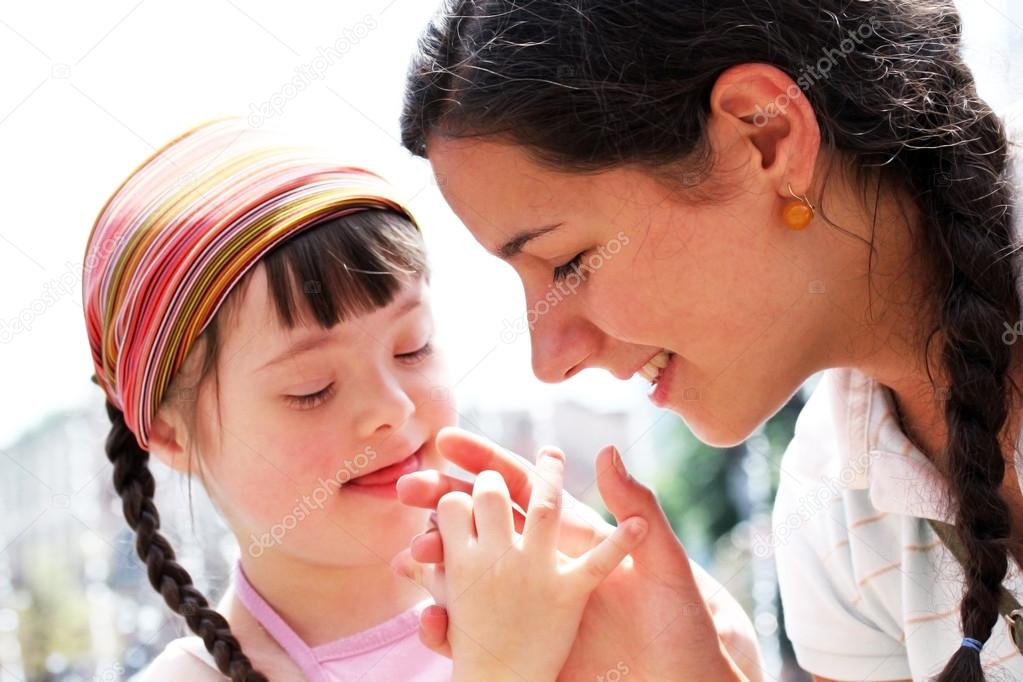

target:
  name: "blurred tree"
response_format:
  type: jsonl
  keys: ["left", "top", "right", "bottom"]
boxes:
{"left": 18, "top": 542, "right": 91, "bottom": 679}
{"left": 653, "top": 390, "right": 808, "bottom": 680}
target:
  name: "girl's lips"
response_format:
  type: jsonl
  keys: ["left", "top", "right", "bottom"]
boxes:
{"left": 649, "top": 352, "right": 682, "bottom": 408}
{"left": 347, "top": 445, "right": 426, "bottom": 494}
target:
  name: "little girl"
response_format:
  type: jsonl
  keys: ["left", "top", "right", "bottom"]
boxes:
{"left": 84, "top": 118, "right": 643, "bottom": 681}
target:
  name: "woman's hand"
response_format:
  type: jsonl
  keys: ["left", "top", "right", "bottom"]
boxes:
{"left": 392, "top": 427, "right": 761, "bottom": 682}
{"left": 403, "top": 445, "right": 648, "bottom": 682}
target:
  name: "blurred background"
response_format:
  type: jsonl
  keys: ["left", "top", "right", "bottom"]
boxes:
{"left": 1, "top": 1, "right": 1021, "bottom": 680}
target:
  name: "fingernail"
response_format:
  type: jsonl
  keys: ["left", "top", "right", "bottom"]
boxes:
{"left": 390, "top": 556, "right": 410, "bottom": 579}
{"left": 541, "top": 446, "right": 565, "bottom": 462}
{"left": 612, "top": 447, "right": 628, "bottom": 477}
{"left": 627, "top": 518, "right": 648, "bottom": 538}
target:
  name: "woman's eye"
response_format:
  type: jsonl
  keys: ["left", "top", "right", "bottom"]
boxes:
{"left": 553, "top": 252, "right": 585, "bottom": 282}
{"left": 285, "top": 383, "right": 335, "bottom": 410}
{"left": 397, "top": 341, "right": 434, "bottom": 364}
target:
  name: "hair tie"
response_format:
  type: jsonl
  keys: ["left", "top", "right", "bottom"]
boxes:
{"left": 961, "top": 637, "right": 984, "bottom": 653}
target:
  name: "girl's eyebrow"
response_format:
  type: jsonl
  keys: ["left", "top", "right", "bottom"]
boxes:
{"left": 257, "top": 295, "right": 425, "bottom": 372}
{"left": 257, "top": 332, "right": 333, "bottom": 373}
{"left": 391, "top": 296, "right": 423, "bottom": 319}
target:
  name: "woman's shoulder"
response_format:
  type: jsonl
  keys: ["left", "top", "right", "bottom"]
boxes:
{"left": 132, "top": 637, "right": 225, "bottom": 681}
{"left": 772, "top": 367, "right": 922, "bottom": 561}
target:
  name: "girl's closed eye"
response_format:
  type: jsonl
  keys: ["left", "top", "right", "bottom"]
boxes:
{"left": 553, "top": 251, "right": 586, "bottom": 282}
{"left": 285, "top": 382, "right": 336, "bottom": 410}
{"left": 396, "top": 339, "right": 434, "bottom": 365}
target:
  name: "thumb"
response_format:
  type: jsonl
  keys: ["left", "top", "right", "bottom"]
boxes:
{"left": 594, "top": 446, "right": 695, "bottom": 581}
{"left": 418, "top": 604, "right": 452, "bottom": 659}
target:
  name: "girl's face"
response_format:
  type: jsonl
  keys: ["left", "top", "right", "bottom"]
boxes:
{"left": 427, "top": 135, "right": 850, "bottom": 447}
{"left": 167, "top": 268, "right": 456, "bottom": 567}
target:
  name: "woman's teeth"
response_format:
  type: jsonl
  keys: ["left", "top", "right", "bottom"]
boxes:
{"left": 639, "top": 350, "right": 673, "bottom": 383}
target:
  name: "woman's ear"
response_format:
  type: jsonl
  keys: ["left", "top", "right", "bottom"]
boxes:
{"left": 706, "top": 62, "right": 821, "bottom": 196}
{"left": 149, "top": 406, "right": 192, "bottom": 474}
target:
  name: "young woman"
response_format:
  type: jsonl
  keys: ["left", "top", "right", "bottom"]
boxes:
{"left": 393, "top": 1, "right": 1023, "bottom": 680}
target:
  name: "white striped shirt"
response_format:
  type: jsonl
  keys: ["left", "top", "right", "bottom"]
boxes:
{"left": 773, "top": 367, "right": 1023, "bottom": 680}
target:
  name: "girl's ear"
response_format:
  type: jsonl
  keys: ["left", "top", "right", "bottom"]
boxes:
{"left": 149, "top": 407, "right": 192, "bottom": 474}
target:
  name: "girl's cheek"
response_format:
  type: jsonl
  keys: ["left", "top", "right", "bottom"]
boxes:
{"left": 206, "top": 452, "right": 302, "bottom": 534}
{"left": 411, "top": 356, "right": 458, "bottom": 423}
{"left": 277, "top": 429, "right": 345, "bottom": 477}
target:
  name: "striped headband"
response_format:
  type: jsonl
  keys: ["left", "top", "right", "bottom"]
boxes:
{"left": 83, "top": 117, "right": 419, "bottom": 451}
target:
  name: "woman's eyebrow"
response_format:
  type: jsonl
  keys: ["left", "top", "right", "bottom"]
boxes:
{"left": 497, "top": 223, "right": 563, "bottom": 259}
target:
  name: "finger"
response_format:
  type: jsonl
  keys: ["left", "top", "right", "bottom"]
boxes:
{"left": 418, "top": 604, "right": 452, "bottom": 659}
{"left": 437, "top": 490, "right": 476, "bottom": 546}
{"left": 595, "top": 445, "right": 696, "bottom": 584}
{"left": 397, "top": 469, "right": 474, "bottom": 508}
{"left": 472, "top": 470, "right": 515, "bottom": 547}
{"left": 399, "top": 468, "right": 529, "bottom": 529}
{"left": 411, "top": 529, "right": 444, "bottom": 564}
{"left": 436, "top": 427, "right": 535, "bottom": 508}
{"left": 522, "top": 447, "right": 566, "bottom": 552}
{"left": 570, "top": 515, "right": 648, "bottom": 589}
{"left": 390, "top": 548, "right": 446, "bottom": 604}
{"left": 390, "top": 547, "right": 422, "bottom": 583}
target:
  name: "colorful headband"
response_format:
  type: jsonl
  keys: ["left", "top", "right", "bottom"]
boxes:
{"left": 83, "top": 117, "right": 418, "bottom": 450}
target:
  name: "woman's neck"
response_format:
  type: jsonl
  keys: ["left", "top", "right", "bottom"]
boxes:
{"left": 820, "top": 169, "right": 1023, "bottom": 474}
{"left": 236, "top": 550, "right": 428, "bottom": 647}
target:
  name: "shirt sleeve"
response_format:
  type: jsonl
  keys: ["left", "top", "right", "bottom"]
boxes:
{"left": 772, "top": 473, "right": 912, "bottom": 681}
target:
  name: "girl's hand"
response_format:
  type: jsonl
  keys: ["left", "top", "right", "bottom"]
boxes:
{"left": 404, "top": 446, "right": 648, "bottom": 682}
{"left": 393, "top": 427, "right": 760, "bottom": 682}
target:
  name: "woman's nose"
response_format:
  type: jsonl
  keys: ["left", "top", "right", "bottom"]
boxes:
{"left": 355, "top": 370, "right": 416, "bottom": 438}
{"left": 529, "top": 306, "right": 599, "bottom": 383}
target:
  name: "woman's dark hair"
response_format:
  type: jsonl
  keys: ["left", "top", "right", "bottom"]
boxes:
{"left": 105, "top": 209, "right": 426, "bottom": 681}
{"left": 401, "top": 1, "right": 1021, "bottom": 679}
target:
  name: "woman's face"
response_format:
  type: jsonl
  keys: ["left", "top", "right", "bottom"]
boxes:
{"left": 158, "top": 267, "right": 457, "bottom": 567}
{"left": 428, "top": 135, "right": 844, "bottom": 447}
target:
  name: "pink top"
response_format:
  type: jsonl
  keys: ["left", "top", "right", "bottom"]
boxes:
{"left": 232, "top": 563, "right": 453, "bottom": 681}
{"left": 155, "top": 564, "right": 453, "bottom": 681}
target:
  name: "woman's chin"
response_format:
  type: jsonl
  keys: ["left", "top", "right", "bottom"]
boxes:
{"left": 673, "top": 399, "right": 761, "bottom": 449}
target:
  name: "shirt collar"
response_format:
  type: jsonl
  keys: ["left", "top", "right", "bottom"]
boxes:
{"left": 836, "top": 368, "right": 956, "bottom": 522}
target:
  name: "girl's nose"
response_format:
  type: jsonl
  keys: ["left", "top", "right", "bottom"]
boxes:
{"left": 355, "top": 370, "right": 416, "bottom": 439}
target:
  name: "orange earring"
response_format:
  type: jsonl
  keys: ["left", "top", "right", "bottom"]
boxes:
{"left": 782, "top": 183, "right": 815, "bottom": 230}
